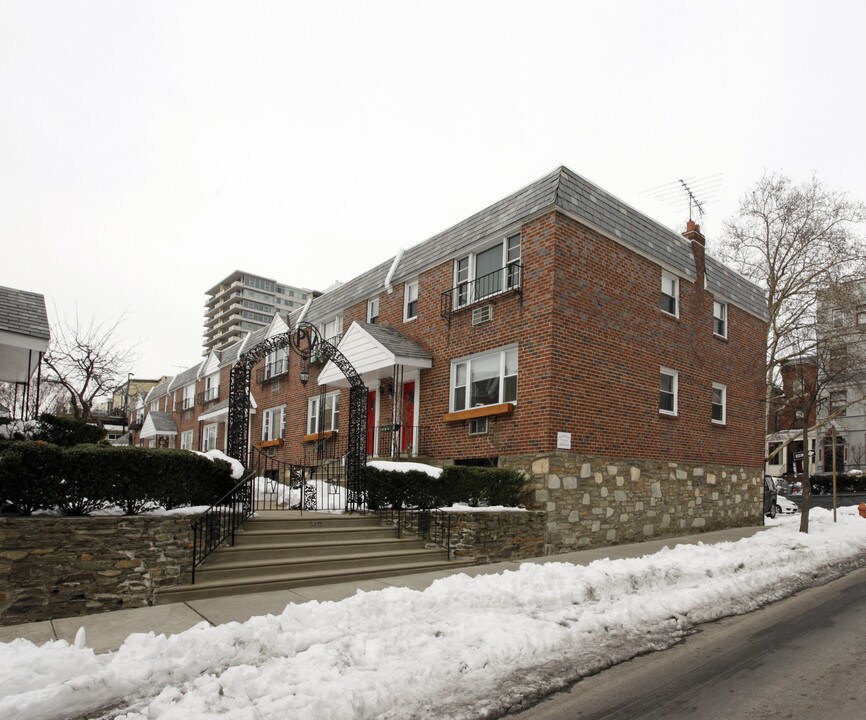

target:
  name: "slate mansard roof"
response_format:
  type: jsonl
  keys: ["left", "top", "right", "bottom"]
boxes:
{"left": 0, "top": 285, "right": 50, "bottom": 341}
{"left": 294, "top": 166, "right": 768, "bottom": 324}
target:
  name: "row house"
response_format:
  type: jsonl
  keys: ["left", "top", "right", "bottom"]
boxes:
{"left": 135, "top": 166, "right": 769, "bottom": 549}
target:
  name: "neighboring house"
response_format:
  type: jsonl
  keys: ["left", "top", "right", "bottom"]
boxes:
{"left": 814, "top": 283, "right": 866, "bottom": 475}
{"left": 134, "top": 166, "right": 769, "bottom": 550}
{"left": 0, "top": 285, "right": 50, "bottom": 420}
{"left": 765, "top": 357, "right": 817, "bottom": 477}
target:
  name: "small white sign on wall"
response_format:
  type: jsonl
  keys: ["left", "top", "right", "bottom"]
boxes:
{"left": 556, "top": 432, "right": 572, "bottom": 450}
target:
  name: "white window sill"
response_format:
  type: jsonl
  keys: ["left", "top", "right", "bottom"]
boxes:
{"left": 659, "top": 410, "right": 678, "bottom": 417}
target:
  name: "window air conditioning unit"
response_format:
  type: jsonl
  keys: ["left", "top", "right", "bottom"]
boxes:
{"left": 472, "top": 305, "right": 493, "bottom": 325}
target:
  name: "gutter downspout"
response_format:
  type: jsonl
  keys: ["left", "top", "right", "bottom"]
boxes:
{"left": 384, "top": 248, "right": 405, "bottom": 294}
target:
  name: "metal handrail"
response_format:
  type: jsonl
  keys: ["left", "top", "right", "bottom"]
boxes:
{"left": 440, "top": 261, "right": 523, "bottom": 322}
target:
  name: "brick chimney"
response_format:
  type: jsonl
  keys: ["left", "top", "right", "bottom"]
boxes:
{"left": 683, "top": 219, "right": 706, "bottom": 287}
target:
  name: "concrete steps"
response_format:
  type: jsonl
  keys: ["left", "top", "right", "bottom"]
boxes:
{"left": 156, "top": 512, "right": 473, "bottom": 604}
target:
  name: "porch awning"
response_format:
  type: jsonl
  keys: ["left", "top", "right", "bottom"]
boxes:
{"left": 318, "top": 321, "right": 432, "bottom": 389}
{"left": 0, "top": 285, "right": 50, "bottom": 384}
{"left": 140, "top": 411, "right": 178, "bottom": 439}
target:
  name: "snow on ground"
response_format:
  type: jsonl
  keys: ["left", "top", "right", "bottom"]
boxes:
{"left": 3, "top": 508, "right": 866, "bottom": 720}
{"left": 367, "top": 460, "right": 442, "bottom": 478}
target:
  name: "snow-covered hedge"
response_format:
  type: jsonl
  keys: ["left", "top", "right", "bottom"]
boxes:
{"left": 0, "top": 442, "right": 236, "bottom": 516}
{"left": 363, "top": 463, "right": 524, "bottom": 509}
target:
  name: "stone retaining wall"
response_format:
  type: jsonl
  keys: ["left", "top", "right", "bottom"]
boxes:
{"left": 502, "top": 452, "right": 763, "bottom": 554}
{"left": 401, "top": 509, "right": 547, "bottom": 563}
{"left": 0, "top": 516, "right": 193, "bottom": 626}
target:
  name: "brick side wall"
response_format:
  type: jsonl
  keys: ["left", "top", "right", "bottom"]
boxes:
{"left": 0, "top": 516, "right": 193, "bottom": 626}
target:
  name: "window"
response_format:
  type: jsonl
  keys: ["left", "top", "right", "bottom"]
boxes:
{"left": 180, "top": 430, "right": 193, "bottom": 450}
{"left": 659, "top": 368, "right": 678, "bottom": 415}
{"left": 367, "top": 297, "right": 380, "bottom": 325}
{"left": 858, "top": 305, "right": 866, "bottom": 325}
{"left": 404, "top": 280, "right": 419, "bottom": 321}
{"left": 712, "top": 383, "right": 726, "bottom": 424}
{"left": 713, "top": 300, "right": 727, "bottom": 337}
{"left": 263, "top": 405, "right": 286, "bottom": 441}
{"left": 264, "top": 348, "right": 288, "bottom": 379}
{"left": 204, "top": 373, "right": 219, "bottom": 402}
{"left": 829, "top": 389, "right": 847, "bottom": 416}
{"left": 661, "top": 272, "right": 679, "bottom": 316}
{"left": 832, "top": 308, "right": 845, "bottom": 328}
{"left": 182, "top": 384, "right": 195, "bottom": 410}
{"left": 454, "top": 233, "right": 521, "bottom": 308}
{"left": 319, "top": 315, "right": 343, "bottom": 343}
{"left": 307, "top": 391, "right": 340, "bottom": 434}
{"left": 450, "top": 346, "right": 518, "bottom": 412}
{"left": 202, "top": 424, "right": 218, "bottom": 451}
{"left": 150, "top": 400, "right": 158, "bottom": 412}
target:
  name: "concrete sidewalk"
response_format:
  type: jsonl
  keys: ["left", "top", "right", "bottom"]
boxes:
{"left": 0, "top": 525, "right": 765, "bottom": 654}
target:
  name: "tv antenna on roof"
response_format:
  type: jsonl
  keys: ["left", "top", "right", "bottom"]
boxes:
{"left": 642, "top": 173, "right": 722, "bottom": 221}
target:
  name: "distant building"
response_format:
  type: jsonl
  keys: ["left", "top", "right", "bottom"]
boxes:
{"left": 203, "top": 271, "right": 313, "bottom": 353}
{"left": 0, "top": 284, "right": 50, "bottom": 420}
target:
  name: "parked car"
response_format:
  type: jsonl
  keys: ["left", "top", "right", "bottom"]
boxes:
{"left": 763, "top": 476, "right": 778, "bottom": 519}
{"left": 775, "top": 495, "right": 798, "bottom": 515}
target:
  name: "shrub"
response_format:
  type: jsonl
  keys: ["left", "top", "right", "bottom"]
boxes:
{"left": 0, "top": 441, "right": 63, "bottom": 515}
{"left": 33, "top": 413, "right": 106, "bottom": 446}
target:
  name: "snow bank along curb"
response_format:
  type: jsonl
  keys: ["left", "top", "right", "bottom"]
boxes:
{"left": 2, "top": 508, "right": 865, "bottom": 720}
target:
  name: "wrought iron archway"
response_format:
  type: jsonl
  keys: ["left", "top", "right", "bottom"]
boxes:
{"left": 227, "top": 322, "right": 368, "bottom": 505}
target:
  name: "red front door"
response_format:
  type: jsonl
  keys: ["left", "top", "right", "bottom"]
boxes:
{"left": 401, "top": 381, "right": 415, "bottom": 453}
{"left": 367, "top": 390, "right": 377, "bottom": 455}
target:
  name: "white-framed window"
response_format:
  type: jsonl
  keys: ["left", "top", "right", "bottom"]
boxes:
{"left": 450, "top": 345, "right": 518, "bottom": 412}
{"left": 404, "top": 280, "right": 419, "bottom": 321}
{"left": 454, "top": 232, "right": 521, "bottom": 308}
{"left": 367, "top": 297, "right": 380, "bottom": 325}
{"left": 307, "top": 391, "right": 340, "bottom": 434}
{"left": 182, "top": 383, "right": 195, "bottom": 410}
{"left": 264, "top": 348, "right": 288, "bottom": 379}
{"left": 150, "top": 400, "right": 159, "bottom": 412}
{"left": 202, "top": 424, "right": 218, "bottom": 451}
{"left": 319, "top": 315, "right": 343, "bottom": 343}
{"left": 829, "top": 389, "right": 847, "bottom": 416}
{"left": 712, "top": 383, "right": 726, "bottom": 424}
{"left": 713, "top": 300, "right": 727, "bottom": 337}
{"left": 661, "top": 271, "right": 679, "bottom": 317}
{"left": 262, "top": 405, "right": 286, "bottom": 441}
{"left": 659, "top": 368, "right": 678, "bottom": 415}
{"left": 180, "top": 430, "right": 193, "bottom": 450}
{"left": 204, "top": 373, "right": 219, "bottom": 402}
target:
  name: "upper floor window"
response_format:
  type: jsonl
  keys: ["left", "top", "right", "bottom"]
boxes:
{"left": 182, "top": 383, "right": 195, "bottom": 410}
{"left": 307, "top": 391, "right": 340, "bottom": 434}
{"left": 204, "top": 372, "right": 219, "bottom": 402}
{"left": 450, "top": 346, "right": 518, "bottom": 412}
{"left": 264, "top": 348, "right": 288, "bottom": 380}
{"left": 150, "top": 400, "right": 158, "bottom": 412}
{"left": 661, "top": 272, "right": 679, "bottom": 317}
{"left": 367, "top": 297, "right": 380, "bottom": 325}
{"left": 319, "top": 316, "right": 343, "bottom": 344}
{"left": 180, "top": 430, "right": 193, "bottom": 450}
{"left": 832, "top": 308, "right": 845, "bottom": 328}
{"left": 659, "top": 368, "right": 678, "bottom": 415}
{"left": 713, "top": 300, "right": 727, "bottom": 337}
{"left": 263, "top": 405, "right": 286, "bottom": 441}
{"left": 404, "top": 280, "right": 419, "bottom": 321}
{"left": 454, "top": 233, "right": 521, "bottom": 308}
{"left": 712, "top": 383, "right": 726, "bottom": 424}
{"left": 829, "top": 389, "right": 847, "bottom": 416}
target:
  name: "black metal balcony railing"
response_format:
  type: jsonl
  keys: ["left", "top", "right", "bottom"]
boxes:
{"left": 310, "top": 334, "right": 343, "bottom": 362}
{"left": 197, "top": 387, "right": 220, "bottom": 406}
{"left": 440, "top": 262, "right": 523, "bottom": 322}
{"left": 256, "top": 359, "right": 289, "bottom": 384}
{"left": 179, "top": 397, "right": 195, "bottom": 411}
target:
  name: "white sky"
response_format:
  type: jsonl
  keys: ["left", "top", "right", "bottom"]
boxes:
{"left": 2, "top": 1, "right": 864, "bottom": 378}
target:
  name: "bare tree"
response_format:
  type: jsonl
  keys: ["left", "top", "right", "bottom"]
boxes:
{"left": 715, "top": 172, "right": 865, "bottom": 531}
{"left": 42, "top": 311, "right": 138, "bottom": 421}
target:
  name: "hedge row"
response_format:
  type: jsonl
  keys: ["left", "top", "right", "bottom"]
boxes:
{"left": 0, "top": 442, "right": 236, "bottom": 515}
{"left": 363, "top": 464, "right": 524, "bottom": 510}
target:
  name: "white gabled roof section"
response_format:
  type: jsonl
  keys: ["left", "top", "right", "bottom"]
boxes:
{"left": 201, "top": 350, "right": 221, "bottom": 377}
{"left": 319, "top": 321, "right": 432, "bottom": 388}
{"left": 267, "top": 312, "right": 289, "bottom": 338}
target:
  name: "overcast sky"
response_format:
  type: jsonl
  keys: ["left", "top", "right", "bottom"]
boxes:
{"left": 2, "top": 1, "right": 864, "bottom": 379}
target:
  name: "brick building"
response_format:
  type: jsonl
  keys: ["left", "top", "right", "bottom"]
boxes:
{"left": 135, "top": 166, "right": 769, "bottom": 550}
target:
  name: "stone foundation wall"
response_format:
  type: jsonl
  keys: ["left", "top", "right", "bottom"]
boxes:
{"left": 502, "top": 453, "right": 763, "bottom": 554}
{"left": 401, "top": 510, "right": 547, "bottom": 563}
{"left": 0, "top": 516, "right": 193, "bottom": 626}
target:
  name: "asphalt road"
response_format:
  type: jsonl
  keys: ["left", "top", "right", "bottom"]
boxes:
{"left": 787, "top": 492, "right": 866, "bottom": 511}
{"left": 508, "top": 565, "right": 866, "bottom": 720}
